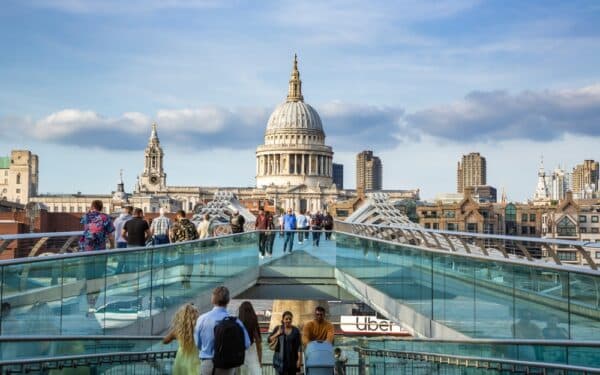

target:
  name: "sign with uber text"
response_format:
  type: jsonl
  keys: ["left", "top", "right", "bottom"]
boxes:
{"left": 340, "top": 316, "right": 409, "bottom": 335}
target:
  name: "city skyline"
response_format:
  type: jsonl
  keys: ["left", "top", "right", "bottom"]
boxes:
{"left": 1, "top": 1, "right": 600, "bottom": 201}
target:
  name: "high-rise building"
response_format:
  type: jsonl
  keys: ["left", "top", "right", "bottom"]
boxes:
{"left": 356, "top": 151, "right": 382, "bottom": 191}
{"left": 572, "top": 160, "right": 599, "bottom": 198}
{"left": 457, "top": 152, "right": 486, "bottom": 193}
{"left": 332, "top": 163, "right": 344, "bottom": 189}
{"left": 0, "top": 150, "right": 39, "bottom": 204}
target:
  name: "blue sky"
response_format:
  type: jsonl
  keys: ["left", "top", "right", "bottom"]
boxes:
{"left": 1, "top": 0, "right": 600, "bottom": 201}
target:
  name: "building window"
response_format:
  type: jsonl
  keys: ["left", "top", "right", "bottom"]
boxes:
{"left": 70, "top": 206, "right": 74, "bottom": 212}
{"left": 467, "top": 223, "right": 477, "bottom": 233}
{"left": 505, "top": 204, "right": 516, "bottom": 221}
{"left": 443, "top": 210, "right": 455, "bottom": 218}
{"left": 557, "top": 217, "right": 576, "bottom": 236}
{"left": 557, "top": 251, "right": 577, "bottom": 261}
{"left": 16, "top": 188, "right": 20, "bottom": 193}
{"left": 592, "top": 216, "right": 599, "bottom": 223}
{"left": 484, "top": 224, "right": 494, "bottom": 234}
{"left": 446, "top": 223, "right": 456, "bottom": 231}
{"left": 579, "top": 215, "right": 587, "bottom": 223}
{"left": 529, "top": 214, "right": 536, "bottom": 222}
{"left": 16, "top": 173, "right": 21, "bottom": 184}
{"left": 595, "top": 252, "right": 600, "bottom": 259}
{"left": 424, "top": 223, "right": 431, "bottom": 229}
{"left": 592, "top": 227, "right": 599, "bottom": 234}
{"left": 580, "top": 227, "right": 587, "bottom": 233}
{"left": 521, "top": 226, "right": 528, "bottom": 235}
{"left": 432, "top": 223, "right": 439, "bottom": 230}
{"left": 521, "top": 213, "right": 528, "bottom": 222}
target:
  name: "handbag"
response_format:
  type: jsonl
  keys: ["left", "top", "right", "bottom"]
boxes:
{"left": 272, "top": 327, "right": 285, "bottom": 372}
{"left": 269, "top": 325, "right": 283, "bottom": 351}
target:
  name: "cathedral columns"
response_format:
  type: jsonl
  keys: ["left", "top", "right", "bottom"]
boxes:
{"left": 301, "top": 154, "right": 305, "bottom": 176}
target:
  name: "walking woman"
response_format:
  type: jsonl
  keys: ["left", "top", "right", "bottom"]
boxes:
{"left": 268, "top": 311, "right": 302, "bottom": 375}
{"left": 162, "top": 303, "right": 201, "bottom": 375}
{"left": 238, "top": 301, "right": 262, "bottom": 375}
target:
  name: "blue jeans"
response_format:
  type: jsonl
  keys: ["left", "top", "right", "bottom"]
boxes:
{"left": 153, "top": 234, "right": 169, "bottom": 245}
{"left": 283, "top": 232, "right": 295, "bottom": 253}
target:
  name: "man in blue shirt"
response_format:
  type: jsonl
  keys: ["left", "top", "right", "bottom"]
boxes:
{"left": 194, "top": 286, "right": 250, "bottom": 375}
{"left": 282, "top": 208, "right": 297, "bottom": 253}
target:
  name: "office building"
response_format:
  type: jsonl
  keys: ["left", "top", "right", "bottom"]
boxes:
{"left": 356, "top": 151, "right": 382, "bottom": 191}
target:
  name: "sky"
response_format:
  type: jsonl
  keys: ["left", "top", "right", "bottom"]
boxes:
{"left": 1, "top": 0, "right": 600, "bottom": 202}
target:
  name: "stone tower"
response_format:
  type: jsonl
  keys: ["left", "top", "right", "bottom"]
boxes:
{"left": 138, "top": 123, "right": 167, "bottom": 193}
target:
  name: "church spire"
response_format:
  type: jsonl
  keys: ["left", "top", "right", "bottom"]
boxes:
{"left": 150, "top": 122, "right": 158, "bottom": 140}
{"left": 286, "top": 54, "right": 304, "bottom": 102}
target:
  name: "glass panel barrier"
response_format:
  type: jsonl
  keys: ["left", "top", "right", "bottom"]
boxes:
{"left": 335, "top": 232, "right": 600, "bottom": 342}
{"left": 0, "top": 233, "right": 259, "bottom": 336}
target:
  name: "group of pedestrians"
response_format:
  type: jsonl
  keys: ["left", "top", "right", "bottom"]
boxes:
{"left": 278, "top": 208, "right": 334, "bottom": 253}
{"left": 164, "top": 285, "right": 339, "bottom": 375}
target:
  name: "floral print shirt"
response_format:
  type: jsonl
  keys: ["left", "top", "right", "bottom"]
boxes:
{"left": 79, "top": 210, "right": 115, "bottom": 251}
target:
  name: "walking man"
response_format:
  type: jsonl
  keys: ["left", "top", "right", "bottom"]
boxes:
{"left": 302, "top": 306, "right": 335, "bottom": 347}
{"left": 79, "top": 200, "right": 115, "bottom": 251}
{"left": 310, "top": 211, "right": 323, "bottom": 247}
{"left": 194, "top": 286, "right": 250, "bottom": 375}
{"left": 113, "top": 206, "right": 133, "bottom": 249}
{"left": 282, "top": 208, "right": 297, "bottom": 253}
{"left": 150, "top": 207, "right": 171, "bottom": 245}
{"left": 122, "top": 208, "right": 150, "bottom": 247}
{"left": 255, "top": 209, "right": 268, "bottom": 258}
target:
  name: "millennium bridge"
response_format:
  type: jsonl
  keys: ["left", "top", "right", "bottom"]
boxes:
{"left": 0, "top": 195, "right": 599, "bottom": 374}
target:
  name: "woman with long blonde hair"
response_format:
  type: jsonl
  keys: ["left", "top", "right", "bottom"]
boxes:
{"left": 163, "top": 303, "right": 201, "bottom": 375}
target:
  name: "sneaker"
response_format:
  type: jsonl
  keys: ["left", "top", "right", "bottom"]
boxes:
{"left": 260, "top": 254, "right": 264, "bottom": 259}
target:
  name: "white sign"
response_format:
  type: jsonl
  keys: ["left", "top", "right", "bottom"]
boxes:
{"left": 340, "top": 315, "right": 408, "bottom": 334}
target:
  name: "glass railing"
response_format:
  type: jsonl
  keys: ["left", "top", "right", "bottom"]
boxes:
{"left": 0, "top": 232, "right": 259, "bottom": 336}
{"left": 335, "top": 231, "right": 600, "bottom": 341}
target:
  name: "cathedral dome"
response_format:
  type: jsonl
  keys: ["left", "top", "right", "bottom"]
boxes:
{"left": 266, "top": 101, "right": 323, "bottom": 133}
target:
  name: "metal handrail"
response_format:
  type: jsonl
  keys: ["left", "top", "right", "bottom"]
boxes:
{"left": 1, "top": 335, "right": 599, "bottom": 347}
{"left": 335, "top": 221, "right": 600, "bottom": 274}
{"left": 0, "top": 350, "right": 176, "bottom": 370}
{"left": 356, "top": 347, "right": 600, "bottom": 373}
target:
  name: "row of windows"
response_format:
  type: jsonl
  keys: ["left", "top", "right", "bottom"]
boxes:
{"left": 521, "top": 213, "right": 536, "bottom": 222}
{"left": 579, "top": 215, "right": 600, "bottom": 223}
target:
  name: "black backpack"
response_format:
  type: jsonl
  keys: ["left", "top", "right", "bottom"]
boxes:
{"left": 213, "top": 316, "right": 245, "bottom": 369}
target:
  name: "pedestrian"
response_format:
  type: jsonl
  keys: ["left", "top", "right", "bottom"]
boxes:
{"left": 323, "top": 211, "right": 334, "bottom": 240}
{"left": 170, "top": 210, "right": 199, "bottom": 243}
{"left": 334, "top": 347, "right": 347, "bottom": 375}
{"left": 151, "top": 207, "right": 171, "bottom": 245}
{"left": 302, "top": 306, "right": 334, "bottom": 346}
{"left": 79, "top": 200, "right": 115, "bottom": 251}
{"left": 268, "top": 311, "right": 302, "bottom": 375}
{"left": 113, "top": 206, "right": 133, "bottom": 249}
{"left": 278, "top": 213, "right": 284, "bottom": 237}
{"left": 163, "top": 303, "right": 201, "bottom": 375}
{"left": 266, "top": 211, "right": 276, "bottom": 257}
{"left": 255, "top": 209, "right": 268, "bottom": 258}
{"left": 170, "top": 210, "right": 199, "bottom": 288}
{"left": 194, "top": 286, "right": 251, "bottom": 375}
{"left": 310, "top": 211, "right": 323, "bottom": 247}
{"left": 238, "top": 301, "right": 262, "bottom": 375}
{"left": 122, "top": 208, "right": 150, "bottom": 248}
{"left": 282, "top": 208, "right": 297, "bottom": 253}
{"left": 197, "top": 213, "right": 214, "bottom": 239}
{"left": 230, "top": 210, "right": 246, "bottom": 234}
{"left": 296, "top": 210, "right": 308, "bottom": 244}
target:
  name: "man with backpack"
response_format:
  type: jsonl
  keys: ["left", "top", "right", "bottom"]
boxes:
{"left": 194, "top": 286, "right": 251, "bottom": 374}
